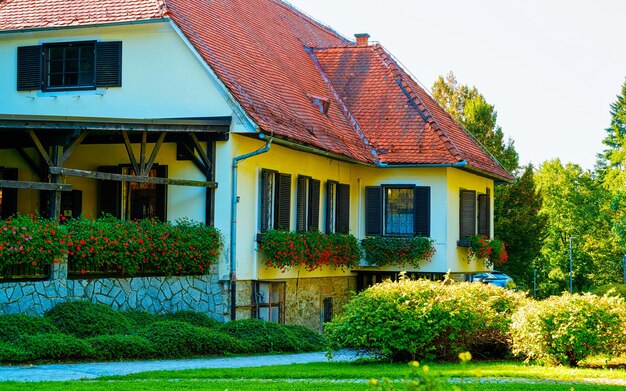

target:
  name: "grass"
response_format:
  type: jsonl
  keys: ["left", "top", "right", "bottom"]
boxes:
{"left": 1, "top": 361, "right": 626, "bottom": 390}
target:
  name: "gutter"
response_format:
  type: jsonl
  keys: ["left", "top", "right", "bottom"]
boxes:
{"left": 230, "top": 135, "right": 272, "bottom": 321}
{"left": 0, "top": 18, "right": 170, "bottom": 35}
{"left": 377, "top": 161, "right": 468, "bottom": 169}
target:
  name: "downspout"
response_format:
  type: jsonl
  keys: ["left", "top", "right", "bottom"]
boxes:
{"left": 230, "top": 135, "right": 272, "bottom": 321}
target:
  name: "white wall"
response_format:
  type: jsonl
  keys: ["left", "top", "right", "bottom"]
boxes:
{"left": 0, "top": 22, "right": 232, "bottom": 119}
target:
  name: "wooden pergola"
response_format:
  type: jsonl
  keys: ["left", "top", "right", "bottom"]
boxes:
{"left": 0, "top": 115, "right": 230, "bottom": 223}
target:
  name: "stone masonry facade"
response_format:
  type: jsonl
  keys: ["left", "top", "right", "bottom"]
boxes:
{"left": 0, "top": 258, "right": 228, "bottom": 321}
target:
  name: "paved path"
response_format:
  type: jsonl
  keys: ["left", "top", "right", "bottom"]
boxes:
{"left": 0, "top": 350, "right": 360, "bottom": 382}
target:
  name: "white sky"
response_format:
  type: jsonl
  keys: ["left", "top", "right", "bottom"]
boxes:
{"left": 288, "top": 0, "right": 626, "bottom": 170}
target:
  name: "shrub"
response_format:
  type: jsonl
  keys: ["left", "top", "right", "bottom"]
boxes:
{"left": 284, "top": 324, "right": 326, "bottom": 352}
{"left": 139, "top": 321, "right": 242, "bottom": 358}
{"left": 219, "top": 319, "right": 301, "bottom": 353}
{"left": 122, "top": 310, "right": 160, "bottom": 329}
{"left": 594, "top": 284, "right": 626, "bottom": 299}
{"left": 259, "top": 230, "right": 361, "bottom": 271}
{"left": 88, "top": 335, "right": 155, "bottom": 361}
{"left": 16, "top": 334, "right": 93, "bottom": 361}
{"left": 0, "top": 214, "right": 63, "bottom": 270}
{"left": 0, "top": 341, "right": 32, "bottom": 363}
{"left": 0, "top": 314, "right": 58, "bottom": 342}
{"left": 361, "top": 236, "right": 435, "bottom": 268}
{"left": 325, "top": 276, "right": 527, "bottom": 361}
{"left": 45, "top": 301, "right": 132, "bottom": 338}
{"left": 510, "top": 292, "right": 626, "bottom": 366}
{"left": 64, "top": 216, "right": 223, "bottom": 276}
{"left": 160, "top": 310, "right": 219, "bottom": 329}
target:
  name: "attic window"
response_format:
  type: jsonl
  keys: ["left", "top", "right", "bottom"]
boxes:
{"left": 306, "top": 94, "right": 330, "bottom": 115}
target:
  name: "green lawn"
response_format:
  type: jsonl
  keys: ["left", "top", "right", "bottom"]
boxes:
{"left": 1, "top": 361, "right": 625, "bottom": 390}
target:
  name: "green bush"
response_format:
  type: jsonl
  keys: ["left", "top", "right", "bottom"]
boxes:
{"left": 88, "top": 335, "right": 155, "bottom": 361}
{"left": 45, "top": 301, "right": 132, "bottom": 338}
{"left": 510, "top": 292, "right": 626, "bottom": 366}
{"left": 16, "top": 334, "right": 93, "bottom": 361}
{"left": 593, "top": 284, "right": 626, "bottom": 299}
{"left": 160, "top": 310, "right": 219, "bottom": 329}
{"left": 284, "top": 324, "right": 326, "bottom": 352}
{"left": 0, "top": 314, "right": 58, "bottom": 342}
{"left": 325, "top": 276, "right": 528, "bottom": 361}
{"left": 140, "top": 321, "right": 242, "bottom": 358}
{"left": 0, "top": 341, "right": 32, "bottom": 363}
{"left": 219, "top": 319, "right": 303, "bottom": 353}
{"left": 122, "top": 310, "right": 160, "bottom": 329}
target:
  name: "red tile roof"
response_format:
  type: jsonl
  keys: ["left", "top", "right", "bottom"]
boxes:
{"left": 0, "top": 0, "right": 166, "bottom": 30}
{"left": 0, "top": 0, "right": 512, "bottom": 180}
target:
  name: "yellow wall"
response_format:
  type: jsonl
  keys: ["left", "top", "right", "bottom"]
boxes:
{"left": 446, "top": 168, "right": 494, "bottom": 273}
{"left": 225, "top": 134, "right": 496, "bottom": 280}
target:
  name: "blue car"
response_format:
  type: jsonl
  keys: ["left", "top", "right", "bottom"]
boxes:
{"left": 471, "top": 271, "right": 515, "bottom": 288}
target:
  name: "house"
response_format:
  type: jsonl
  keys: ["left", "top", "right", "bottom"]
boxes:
{"left": 0, "top": 0, "right": 512, "bottom": 330}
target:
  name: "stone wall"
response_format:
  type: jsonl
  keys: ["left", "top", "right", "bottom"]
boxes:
{"left": 0, "top": 258, "right": 228, "bottom": 321}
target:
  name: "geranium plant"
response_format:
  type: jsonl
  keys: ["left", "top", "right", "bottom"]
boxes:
{"left": 258, "top": 230, "right": 361, "bottom": 271}
{"left": 64, "top": 215, "right": 223, "bottom": 276}
{"left": 467, "top": 235, "right": 508, "bottom": 268}
{"left": 361, "top": 236, "right": 435, "bottom": 268}
{"left": 0, "top": 214, "right": 63, "bottom": 271}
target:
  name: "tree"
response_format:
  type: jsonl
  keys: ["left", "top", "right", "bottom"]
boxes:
{"left": 536, "top": 160, "right": 622, "bottom": 296}
{"left": 432, "top": 72, "right": 519, "bottom": 172}
{"left": 598, "top": 80, "right": 626, "bottom": 250}
{"left": 495, "top": 165, "right": 546, "bottom": 289}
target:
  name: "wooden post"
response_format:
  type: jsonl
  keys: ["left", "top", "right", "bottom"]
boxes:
{"left": 49, "top": 145, "right": 63, "bottom": 219}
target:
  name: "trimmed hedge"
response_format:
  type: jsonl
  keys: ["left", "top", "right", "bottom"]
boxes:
{"left": 16, "top": 334, "right": 93, "bottom": 361}
{"left": 0, "top": 341, "right": 31, "bottom": 363}
{"left": 139, "top": 321, "right": 243, "bottom": 358}
{"left": 88, "top": 335, "right": 155, "bottom": 361}
{"left": 510, "top": 292, "right": 626, "bottom": 366}
{"left": 122, "top": 310, "right": 160, "bottom": 329}
{"left": 284, "top": 324, "right": 326, "bottom": 352}
{"left": 219, "top": 319, "right": 302, "bottom": 353}
{"left": 160, "top": 310, "right": 219, "bottom": 329}
{"left": 325, "top": 277, "right": 528, "bottom": 361}
{"left": 0, "top": 314, "right": 58, "bottom": 342}
{"left": 45, "top": 301, "right": 132, "bottom": 338}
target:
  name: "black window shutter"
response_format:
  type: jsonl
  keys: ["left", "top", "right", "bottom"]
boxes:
{"left": 477, "top": 194, "right": 490, "bottom": 237}
{"left": 365, "top": 186, "right": 382, "bottom": 236}
{"left": 260, "top": 169, "right": 271, "bottom": 232}
{"left": 296, "top": 176, "right": 307, "bottom": 232}
{"left": 70, "top": 190, "right": 83, "bottom": 218}
{"left": 95, "top": 42, "right": 122, "bottom": 87}
{"left": 155, "top": 165, "right": 168, "bottom": 222}
{"left": 17, "top": 46, "right": 42, "bottom": 91}
{"left": 460, "top": 190, "right": 476, "bottom": 239}
{"left": 336, "top": 184, "right": 350, "bottom": 234}
{"left": 0, "top": 168, "right": 18, "bottom": 219}
{"left": 275, "top": 173, "right": 291, "bottom": 230}
{"left": 98, "top": 166, "right": 122, "bottom": 218}
{"left": 414, "top": 186, "right": 430, "bottom": 237}
{"left": 308, "top": 179, "right": 320, "bottom": 231}
{"left": 325, "top": 181, "right": 336, "bottom": 233}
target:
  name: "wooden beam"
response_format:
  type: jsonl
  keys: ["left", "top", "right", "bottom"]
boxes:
{"left": 139, "top": 131, "right": 147, "bottom": 175}
{"left": 121, "top": 131, "right": 141, "bottom": 176}
{"left": 189, "top": 133, "right": 212, "bottom": 171}
{"left": 144, "top": 131, "right": 166, "bottom": 175}
{"left": 182, "top": 142, "right": 208, "bottom": 173}
{"left": 50, "top": 167, "right": 218, "bottom": 188}
{"left": 0, "top": 180, "right": 73, "bottom": 191}
{"left": 27, "top": 130, "right": 54, "bottom": 167}
{"left": 49, "top": 145, "right": 63, "bottom": 219}
{"left": 60, "top": 131, "right": 88, "bottom": 165}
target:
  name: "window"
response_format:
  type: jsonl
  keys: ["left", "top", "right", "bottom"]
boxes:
{"left": 459, "top": 189, "right": 491, "bottom": 240}
{"left": 326, "top": 181, "right": 350, "bottom": 234}
{"left": 254, "top": 281, "right": 285, "bottom": 323}
{"left": 17, "top": 41, "right": 122, "bottom": 91}
{"left": 0, "top": 168, "right": 18, "bottom": 220}
{"left": 97, "top": 165, "right": 167, "bottom": 221}
{"left": 365, "top": 185, "right": 430, "bottom": 237}
{"left": 296, "top": 176, "right": 320, "bottom": 232}
{"left": 260, "top": 169, "right": 291, "bottom": 232}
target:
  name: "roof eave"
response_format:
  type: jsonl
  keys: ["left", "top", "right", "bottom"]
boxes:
{"left": 0, "top": 18, "right": 170, "bottom": 35}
